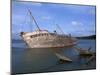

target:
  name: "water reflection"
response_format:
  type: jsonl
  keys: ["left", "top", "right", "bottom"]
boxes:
{"left": 12, "top": 40, "right": 96, "bottom": 74}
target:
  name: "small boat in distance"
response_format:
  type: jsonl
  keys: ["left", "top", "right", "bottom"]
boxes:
{"left": 55, "top": 52, "right": 72, "bottom": 62}
{"left": 20, "top": 9, "right": 77, "bottom": 48}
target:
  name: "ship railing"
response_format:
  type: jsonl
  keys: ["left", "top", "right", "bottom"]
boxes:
{"left": 30, "top": 33, "right": 50, "bottom": 38}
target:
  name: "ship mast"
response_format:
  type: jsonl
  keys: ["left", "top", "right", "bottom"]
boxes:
{"left": 56, "top": 24, "right": 64, "bottom": 34}
{"left": 28, "top": 9, "right": 41, "bottom": 31}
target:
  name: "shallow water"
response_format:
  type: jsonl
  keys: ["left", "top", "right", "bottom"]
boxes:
{"left": 11, "top": 39, "right": 96, "bottom": 74}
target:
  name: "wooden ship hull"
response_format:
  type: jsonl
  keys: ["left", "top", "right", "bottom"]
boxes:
{"left": 20, "top": 9, "right": 77, "bottom": 48}
{"left": 21, "top": 31, "right": 77, "bottom": 48}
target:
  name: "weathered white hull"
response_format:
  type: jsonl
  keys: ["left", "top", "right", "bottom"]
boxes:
{"left": 21, "top": 31, "right": 77, "bottom": 48}
{"left": 26, "top": 42, "right": 77, "bottom": 48}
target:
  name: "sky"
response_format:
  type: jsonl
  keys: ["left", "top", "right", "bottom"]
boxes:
{"left": 12, "top": 1, "right": 96, "bottom": 39}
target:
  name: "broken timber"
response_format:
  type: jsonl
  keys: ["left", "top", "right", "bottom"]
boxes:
{"left": 73, "top": 46, "right": 95, "bottom": 56}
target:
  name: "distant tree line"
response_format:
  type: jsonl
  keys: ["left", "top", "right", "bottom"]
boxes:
{"left": 76, "top": 35, "right": 96, "bottom": 39}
